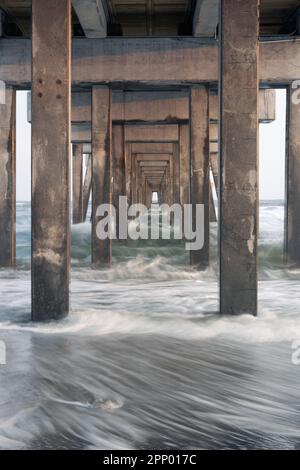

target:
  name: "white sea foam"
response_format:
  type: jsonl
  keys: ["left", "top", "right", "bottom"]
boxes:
{"left": 1, "top": 201, "right": 300, "bottom": 450}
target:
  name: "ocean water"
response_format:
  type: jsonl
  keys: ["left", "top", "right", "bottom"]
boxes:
{"left": 0, "top": 201, "right": 300, "bottom": 449}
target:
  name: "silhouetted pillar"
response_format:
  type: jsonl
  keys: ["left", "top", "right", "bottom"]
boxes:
{"left": 125, "top": 143, "right": 132, "bottom": 207}
{"left": 167, "top": 152, "right": 174, "bottom": 205}
{"left": 210, "top": 180, "right": 217, "bottom": 223}
{"left": 112, "top": 125, "right": 125, "bottom": 238}
{"left": 179, "top": 124, "right": 190, "bottom": 206}
{"left": 219, "top": 0, "right": 259, "bottom": 315}
{"left": 31, "top": 0, "right": 71, "bottom": 321}
{"left": 165, "top": 163, "right": 171, "bottom": 206}
{"left": 92, "top": 86, "right": 112, "bottom": 265}
{"left": 132, "top": 154, "right": 138, "bottom": 205}
{"left": 0, "top": 87, "right": 16, "bottom": 268}
{"left": 146, "top": 183, "right": 152, "bottom": 208}
{"left": 138, "top": 165, "right": 143, "bottom": 204}
{"left": 82, "top": 153, "right": 92, "bottom": 221}
{"left": 73, "top": 144, "right": 83, "bottom": 224}
{"left": 173, "top": 143, "right": 180, "bottom": 204}
{"left": 285, "top": 87, "right": 300, "bottom": 265}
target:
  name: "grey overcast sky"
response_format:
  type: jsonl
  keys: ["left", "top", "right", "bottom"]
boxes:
{"left": 16, "top": 89, "right": 287, "bottom": 201}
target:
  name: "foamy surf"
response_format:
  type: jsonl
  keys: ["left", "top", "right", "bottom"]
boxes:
{"left": 1, "top": 201, "right": 300, "bottom": 450}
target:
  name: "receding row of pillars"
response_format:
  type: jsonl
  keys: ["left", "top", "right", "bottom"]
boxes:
{"left": 0, "top": 0, "right": 300, "bottom": 321}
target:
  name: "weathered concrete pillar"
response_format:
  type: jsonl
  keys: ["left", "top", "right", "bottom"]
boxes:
{"left": 210, "top": 153, "right": 218, "bottom": 194}
{"left": 210, "top": 105, "right": 218, "bottom": 224}
{"left": 162, "top": 175, "right": 167, "bottom": 204}
{"left": 92, "top": 86, "right": 112, "bottom": 265}
{"left": 210, "top": 180, "right": 217, "bottom": 223}
{"left": 157, "top": 188, "right": 162, "bottom": 205}
{"left": 190, "top": 86, "right": 210, "bottom": 268}
{"left": 164, "top": 164, "right": 170, "bottom": 206}
{"left": 0, "top": 9, "right": 4, "bottom": 38}
{"left": 136, "top": 162, "right": 140, "bottom": 204}
{"left": 160, "top": 174, "right": 165, "bottom": 204}
{"left": 168, "top": 150, "right": 174, "bottom": 205}
{"left": 132, "top": 154, "right": 138, "bottom": 205}
{"left": 210, "top": 155, "right": 218, "bottom": 223}
{"left": 219, "top": 0, "right": 259, "bottom": 315}
{"left": 285, "top": 87, "right": 300, "bottom": 265}
{"left": 72, "top": 144, "right": 83, "bottom": 224}
{"left": 112, "top": 125, "right": 125, "bottom": 238}
{"left": 160, "top": 178, "right": 164, "bottom": 204}
{"left": 138, "top": 166, "right": 143, "bottom": 205}
{"left": 141, "top": 175, "right": 147, "bottom": 206}
{"left": 146, "top": 183, "right": 152, "bottom": 208}
{"left": 179, "top": 124, "right": 190, "bottom": 206}
{"left": 173, "top": 143, "right": 180, "bottom": 204}
{"left": 0, "top": 87, "right": 16, "bottom": 268}
{"left": 125, "top": 143, "right": 132, "bottom": 207}
{"left": 143, "top": 178, "right": 147, "bottom": 207}
{"left": 31, "top": 0, "right": 71, "bottom": 321}
{"left": 82, "top": 153, "right": 92, "bottom": 222}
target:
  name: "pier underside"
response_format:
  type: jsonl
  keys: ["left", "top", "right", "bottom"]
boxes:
{"left": 0, "top": 0, "right": 300, "bottom": 320}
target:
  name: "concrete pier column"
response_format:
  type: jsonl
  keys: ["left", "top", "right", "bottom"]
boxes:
{"left": 146, "top": 183, "right": 152, "bottom": 208}
{"left": 165, "top": 164, "right": 171, "bottom": 206}
{"left": 112, "top": 125, "right": 125, "bottom": 239}
{"left": 141, "top": 176, "right": 146, "bottom": 206}
{"left": 138, "top": 166, "right": 143, "bottom": 205}
{"left": 132, "top": 154, "right": 138, "bottom": 205}
{"left": 136, "top": 165, "right": 140, "bottom": 205}
{"left": 179, "top": 124, "right": 190, "bottom": 206}
{"left": 190, "top": 86, "right": 210, "bottom": 268}
{"left": 285, "top": 87, "right": 300, "bottom": 265}
{"left": 125, "top": 143, "right": 132, "bottom": 207}
{"left": 0, "top": 9, "right": 4, "bottom": 37}
{"left": 173, "top": 143, "right": 180, "bottom": 204}
{"left": 210, "top": 180, "right": 217, "bottom": 223}
{"left": 92, "top": 86, "right": 112, "bottom": 265}
{"left": 160, "top": 178, "right": 164, "bottom": 204}
{"left": 219, "top": 0, "right": 259, "bottom": 315}
{"left": 0, "top": 87, "right": 16, "bottom": 268}
{"left": 160, "top": 174, "right": 165, "bottom": 204}
{"left": 168, "top": 152, "right": 174, "bottom": 205}
{"left": 82, "top": 153, "right": 92, "bottom": 222}
{"left": 72, "top": 144, "right": 83, "bottom": 224}
{"left": 31, "top": 0, "right": 71, "bottom": 321}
